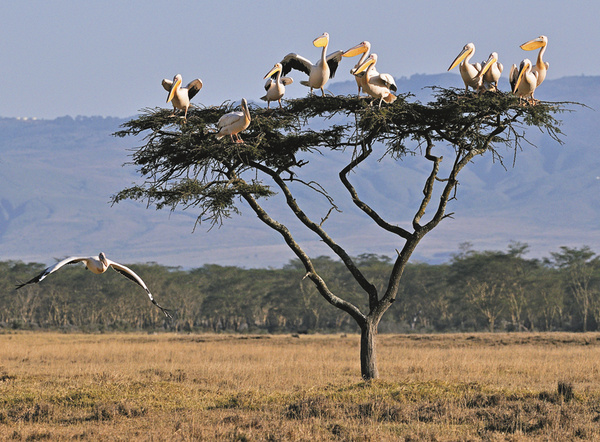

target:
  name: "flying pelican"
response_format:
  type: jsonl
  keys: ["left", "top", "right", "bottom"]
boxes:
{"left": 216, "top": 98, "right": 251, "bottom": 143}
{"left": 342, "top": 40, "right": 371, "bottom": 95}
{"left": 520, "top": 35, "right": 548, "bottom": 87}
{"left": 510, "top": 59, "right": 538, "bottom": 104}
{"left": 448, "top": 43, "right": 483, "bottom": 92}
{"left": 261, "top": 63, "right": 293, "bottom": 109}
{"left": 353, "top": 54, "right": 397, "bottom": 107}
{"left": 15, "top": 252, "right": 172, "bottom": 318}
{"left": 161, "top": 74, "right": 203, "bottom": 119}
{"left": 280, "top": 32, "right": 344, "bottom": 96}
{"left": 476, "top": 52, "right": 503, "bottom": 91}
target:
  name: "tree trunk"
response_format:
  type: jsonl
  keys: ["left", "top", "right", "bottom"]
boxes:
{"left": 360, "top": 318, "right": 379, "bottom": 380}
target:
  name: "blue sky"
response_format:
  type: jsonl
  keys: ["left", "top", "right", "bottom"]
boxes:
{"left": 1, "top": 0, "right": 597, "bottom": 119}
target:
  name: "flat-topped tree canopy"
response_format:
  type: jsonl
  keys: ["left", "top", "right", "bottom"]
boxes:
{"left": 113, "top": 89, "right": 570, "bottom": 380}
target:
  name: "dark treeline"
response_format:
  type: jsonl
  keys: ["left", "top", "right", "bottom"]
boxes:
{"left": 2, "top": 243, "right": 599, "bottom": 333}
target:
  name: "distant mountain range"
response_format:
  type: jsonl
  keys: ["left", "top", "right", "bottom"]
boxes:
{"left": 1, "top": 74, "right": 599, "bottom": 268}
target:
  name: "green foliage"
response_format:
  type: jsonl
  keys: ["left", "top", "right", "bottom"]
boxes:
{"left": 113, "top": 91, "right": 565, "bottom": 226}
{"left": 2, "top": 244, "right": 600, "bottom": 333}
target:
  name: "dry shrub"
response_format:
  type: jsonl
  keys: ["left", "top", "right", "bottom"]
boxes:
{"left": 6, "top": 402, "right": 54, "bottom": 424}
{"left": 285, "top": 395, "right": 337, "bottom": 420}
{"left": 87, "top": 401, "right": 146, "bottom": 422}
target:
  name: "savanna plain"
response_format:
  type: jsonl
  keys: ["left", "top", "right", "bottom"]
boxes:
{"left": 1, "top": 332, "right": 600, "bottom": 441}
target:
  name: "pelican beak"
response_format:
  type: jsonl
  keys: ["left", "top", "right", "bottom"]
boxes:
{"left": 99, "top": 253, "right": 108, "bottom": 266}
{"left": 477, "top": 53, "right": 497, "bottom": 78}
{"left": 520, "top": 37, "right": 545, "bottom": 51}
{"left": 448, "top": 46, "right": 472, "bottom": 71}
{"left": 167, "top": 76, "right": 182, "bottom": 103}
{"left": 514, "top": 60, "right": 530, "bottom": 92}
{"left": 354, "top": 56, "right": 375, "bottom": 75}
{"left": 264, "top": 64, "right": 281, "bottom": 80}
{"left": 343, "top": 42, "right": 368, "bottom": 57}
{"left": 313, "top": 33, "right": 329, "bottom": 48}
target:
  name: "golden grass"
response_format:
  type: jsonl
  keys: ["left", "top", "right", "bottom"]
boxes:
{"left": 1, "top": 332, "right": 600, "bottom": 441}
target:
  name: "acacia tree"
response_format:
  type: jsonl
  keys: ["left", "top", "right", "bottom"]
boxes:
{"left": 113, "top": 90, "right": 565, "bottom": 379}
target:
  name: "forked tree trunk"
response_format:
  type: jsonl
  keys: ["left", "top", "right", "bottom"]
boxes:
{"left": 360, "top": 318, "right": 379, "bottom": 380}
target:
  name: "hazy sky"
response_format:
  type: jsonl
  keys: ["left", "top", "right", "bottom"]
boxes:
{"left": 1, "top": 1, "right": 597, "bottom": 119}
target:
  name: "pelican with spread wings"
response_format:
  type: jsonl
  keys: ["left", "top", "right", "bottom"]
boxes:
{"left": 280, "top": 32, "right": 344, "bottom": 96}
{"left": 16, "top": 252, "right": 172, "bottom": 318}
{"left": 162, "top": 74, "right": 203, "bottom": 119}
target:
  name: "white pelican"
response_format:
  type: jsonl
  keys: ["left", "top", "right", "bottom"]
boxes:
{"left": 15, "top": 252, "right": 172, "bottom": 318}
{"left": 261, "top": 63, "right": 293, "bottom": 109}
{"left": 161, "top": 74, "right": 203, "bottom": 119}
{"left": 448, "top": 43, "right": 483, "bottom": 92}
{"left": 353, "top": 54, "right": 397, "bottom": 107}
{"left": 476, "top": 52, "right": 503, "bottom": 91}
{"left": 520, "top": 35, "right": 548, "bottom": 87}
{"left": 342, "top": 40, "right": 371, "bottom": 95}
{"left": 280, "top": 32, "right": 344, "bottom": 96}
{"left": 216, "top": 98, "right": 251, "bottom": 143}
{"left": 510, "top": 59, "right": 538, "bottom": 104}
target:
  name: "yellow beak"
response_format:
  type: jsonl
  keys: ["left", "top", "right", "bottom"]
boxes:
{"left": 264, "top": 64, "right": 281, "bottom": 80}
{"left": 313, "top": 33, "right": 329, "bottom": 48}
{"left": 520, "top": 37, "right": 545, "bottom": 51}
{"left": 343, "top": 42, "right": 368, "bottom": 58}
{"left": 477, "top": 54, "right": 497, "bottom": 78}
{"left": 167, "top": 76, "right": 182, "bottom": 103}
{"left": 448, "top": 46, "right": 472, "bottom": 71}
{"left": 354, "top": 56, "right": 375, "bottom": 75}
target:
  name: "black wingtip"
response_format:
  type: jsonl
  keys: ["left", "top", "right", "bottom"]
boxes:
{"left": 152, "top": 299, "right": 174, "bottom": 320}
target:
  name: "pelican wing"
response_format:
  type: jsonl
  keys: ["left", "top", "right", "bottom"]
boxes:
{"left": 218, "top": 111, "right": 244, "bottom": 130}
{"left": 15, "top": 256, "right": 88, "bottom": 289}
{"left": 281, "top": 76, "right": 294, "bottom": 86}
{"left": 109, "top": 261, "right": 172, "bottom": 318}
{"left": 186, "top": 79, "right": 203, "bottom": 100}
{"left": 161, "top": 79, "right": 173, "bottom": 92}
{"left": 375, "top": 73, "right": 397, "bottom": 92}
{"left": 509, "top": 64, "right": 519, "bottom": 93}
{"left": 280, "top": 53, "right": 313, "bottom": 76}
{"left": 264, "top": 78, "right": 274, "bottom": 92}
{"left": 326, "top": 50, "right": 344, "bottom": 79}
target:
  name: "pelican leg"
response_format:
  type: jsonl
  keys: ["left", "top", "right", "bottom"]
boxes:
{"left": 278, "top": 100, "right": 282, "bottom": 109}
{"left": 321, "top": 87, "right": 326, "bottom": 97}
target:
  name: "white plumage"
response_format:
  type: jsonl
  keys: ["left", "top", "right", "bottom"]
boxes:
{"left": 162, "top": 74, "right": 203, "bottom": 119}
{"left": 16, "top": 252, "right": 172, "bottom": 318}
{"left": 261, "top": 63, "right": 293, "bottom": 109}
{"left": 216, "top": 98, "right": 251, "bottom": 143}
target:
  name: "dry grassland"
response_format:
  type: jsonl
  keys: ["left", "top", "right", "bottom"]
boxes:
{"left": 1, "top": 332, "right": 600, "bottom": 441}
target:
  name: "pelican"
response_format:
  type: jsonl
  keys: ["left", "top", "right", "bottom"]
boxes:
{"left": 520, "top": 35, "right": 548, "bottom": 87}
{"left": 261, "top": 63, "right": 293, "bottom": 109}
{"left": 510, "top": 59, "right": 538, "bottom": 104}
{"left": 342, "top": 40, "right": 371, "bottom": 95}
{"left": 161, "top": 74, "right": 203, "bottom": 119}
{"left": 448, "top": 43, "right": 483, "bottom": 92}
{"left": 216, "top": 98, "right": 251, "bottom": 143}
{"left": 353, "top": 54, "right": 397, "bottom": 107}
{"left": 476, "top": 52, "right": 503, "bottom": 91}
{"left": 280, "top": 32, "right": 344, "bottom": 96}
{"left": 15, "top": 252, "right": 172, "bottom": 318}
